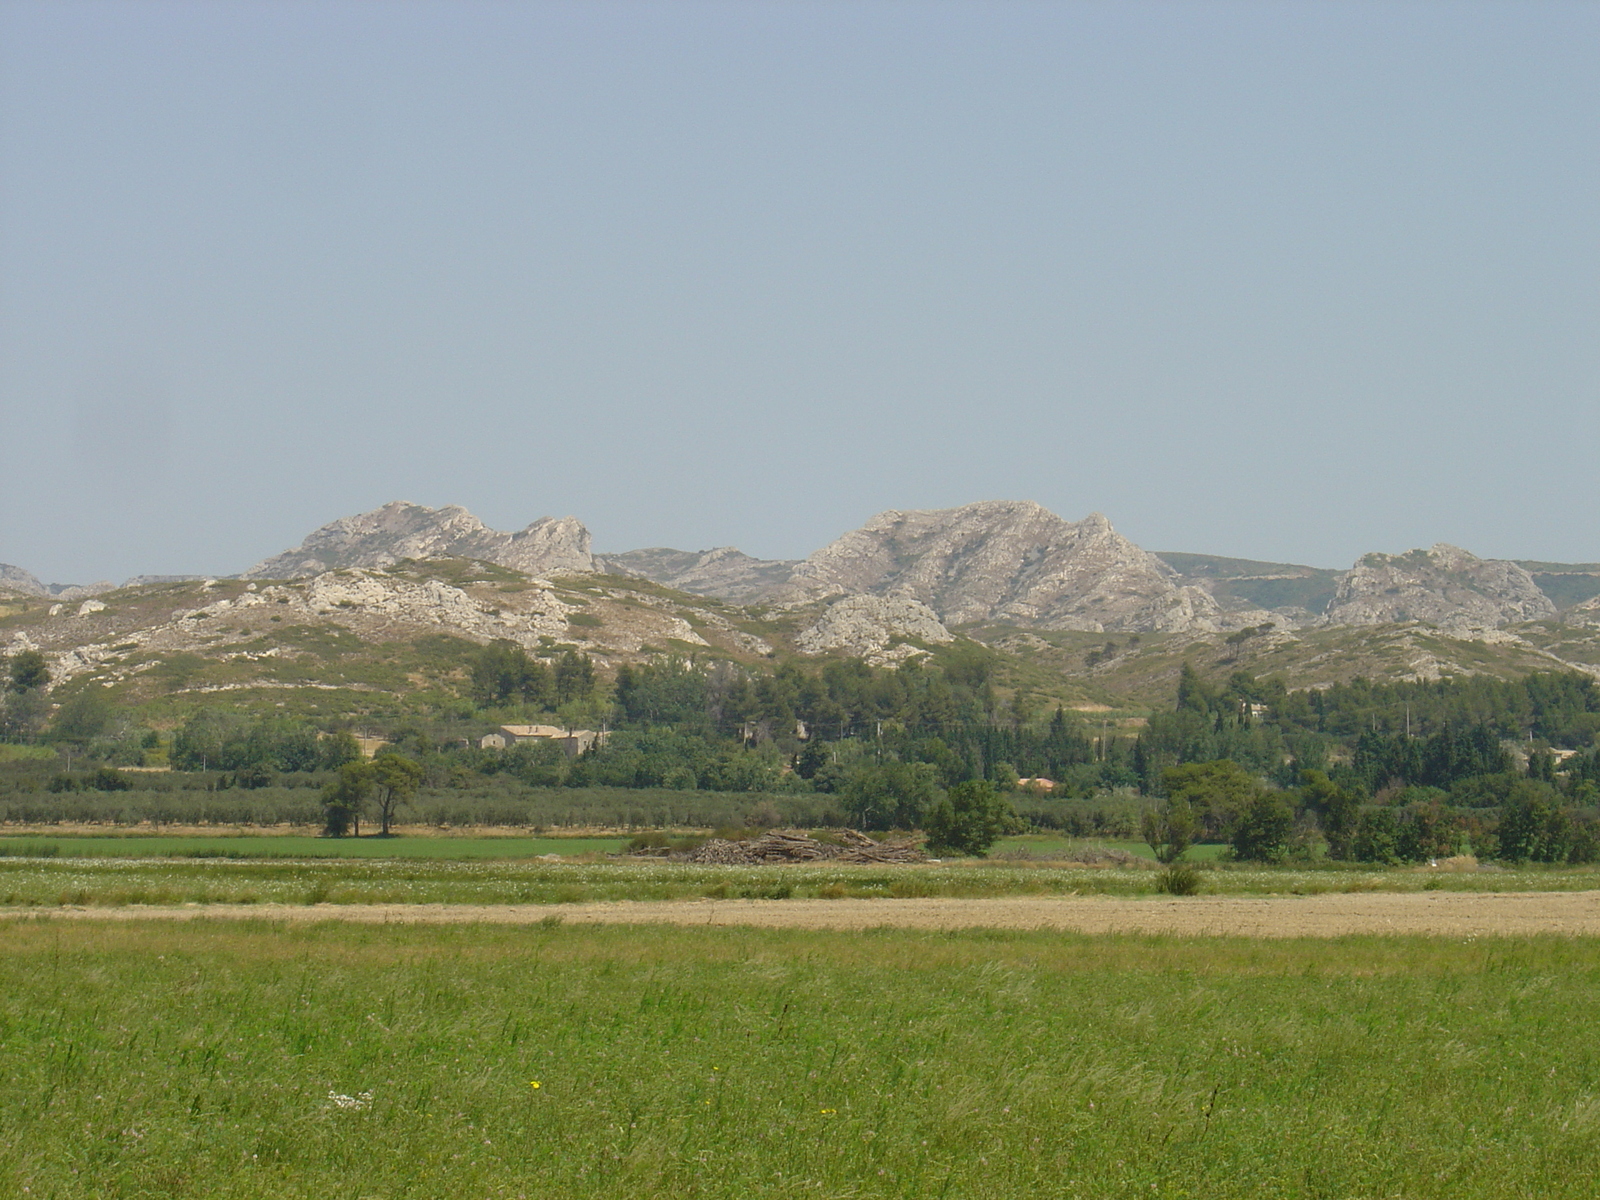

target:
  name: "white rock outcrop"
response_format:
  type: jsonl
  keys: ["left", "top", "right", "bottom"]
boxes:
{"left": 0, "top": 564, "right": 49, "bottom": 597}
{"left": 779, "top": 501, "right": 1232, "bottom": 633}
{"left": 1324, "top": 544, "right": 1557, "bottom": 630}
{"left": 796, "top": 594, "right": 953, "bottom": 665}
{"left": 1565, "top": 594, "right": 1600, "bottom": 628}
{"left": 297, "top": 571, "right": 576, "bottom": 644}
{"left": 244, "top": 502, "right": 595, "bottom": 580}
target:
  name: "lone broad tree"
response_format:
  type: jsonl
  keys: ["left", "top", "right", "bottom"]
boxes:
{"left": 369, "top": 752, "right": 425, "bottom": 836}
{"left": 320, "top": 761, "right": 375, "bottom": 837}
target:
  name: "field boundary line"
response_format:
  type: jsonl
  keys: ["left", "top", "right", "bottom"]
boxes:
{"left": 11, "top": 890, "right": 1600, "bottom": 937}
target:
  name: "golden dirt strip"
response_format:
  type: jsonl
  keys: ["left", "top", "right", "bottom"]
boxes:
{"left": 18, "top": 889, "right": 1600, "bottom": 937}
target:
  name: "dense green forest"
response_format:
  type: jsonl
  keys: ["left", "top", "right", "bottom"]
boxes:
{"left": 4, "top": 640, "right": 1600, "bottom": 863}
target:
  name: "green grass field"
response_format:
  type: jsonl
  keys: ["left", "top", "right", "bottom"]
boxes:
{"left": 0, "top": 832, "right": 1210, "bottom": 864}
{"left": 3, "top": 919, "right": 1599, "bottom": 1198}
{"left": 0, "top": 853, "right": 1596, "bottom": 909}
{"left": 990, "top": 836, "right": 1231, "bottom": 861}
{"left": 0, "top": 834, "right": 631, "bottom": 861}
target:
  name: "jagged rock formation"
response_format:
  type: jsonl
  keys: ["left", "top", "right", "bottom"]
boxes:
{"left": 777, "top": 501, "right": 1240, "bottom": 633}
{"left": 243, "top": 501, "right": 595, "bottom": 580}
{"left": 232, "top": 499, "right": 1276, "bottom": 633}
{"left": 27, "top": 499, "right": 1592, "bottom": 641}
{"left": 0, "top": 565, "right": 47, "bottom": 596}
{"left": 1567, "top": 594, "right": 1600, "bottom": 628}
{"left": 795, "top": 595, "right": 953, "bottom": 665}
{"left": 597, "top": 546, "right": 798, "bottom": 602}
{"left": 1323, "top": 544, "right": 1557, "bottom": 629}
{"left": 0, "top": 564, "right": 115, "bottom": 600}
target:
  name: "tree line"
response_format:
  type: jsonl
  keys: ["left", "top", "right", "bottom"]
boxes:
{"left": 8, "top": 638, "right": 1600, "bottom": 862}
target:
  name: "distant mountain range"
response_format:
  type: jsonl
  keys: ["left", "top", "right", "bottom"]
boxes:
{"left": 8, "top": 499, "right": 1600, "bottom": 707}
{"left": 6, "top": 499, "right": 1600, "bottom": 635}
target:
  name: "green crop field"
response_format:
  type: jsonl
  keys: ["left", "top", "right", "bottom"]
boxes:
{"left": 3, "top": 919, "right": 1600, "bottom": 1198}
{"left": 0, "top": 832, "right": 1215, "bottom": 865}
{"left": 990, "top": 835, "right": 1231, "bottom": 861}
{"left": 0, "top": 854, "right": 1597, "bottom": 909}
{"left": 0, "top": 834, "right": 631, "bottom": 861}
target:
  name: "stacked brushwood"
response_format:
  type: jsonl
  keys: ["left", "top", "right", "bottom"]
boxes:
{"left": 674, "top": 828, "right": 925, "bottom": 866}
{"left": 682, "top": 838, "right": 756, "bottom": 865}
{"left": 835, "top": 837, "right": 927, "bottom": 864}
{"left": 739, "top": 829, "right": 837, "bottom": 863}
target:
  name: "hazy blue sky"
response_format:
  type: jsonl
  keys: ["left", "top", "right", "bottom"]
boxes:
{"left": 2, "top": 0, "right": 1595, "bottom": 584}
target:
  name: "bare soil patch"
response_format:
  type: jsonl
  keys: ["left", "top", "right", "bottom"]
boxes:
{"left": 23, "top": 889, "right": 1600, "bottom": 937}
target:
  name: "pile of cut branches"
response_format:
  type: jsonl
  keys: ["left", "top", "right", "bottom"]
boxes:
{"left": 669, "top": 828, "right": 926, "bottom": 866}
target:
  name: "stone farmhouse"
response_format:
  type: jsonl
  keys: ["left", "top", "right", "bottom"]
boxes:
{"left": 478, "top": 724, "right": 605, "bottom": 757}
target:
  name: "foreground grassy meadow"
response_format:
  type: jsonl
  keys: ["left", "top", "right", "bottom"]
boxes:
{"left": 4, "top": 919, "right": 1600, "bottom": 1199}
{"left": 0, "top": 849, "right": 1598, "bottom": 909}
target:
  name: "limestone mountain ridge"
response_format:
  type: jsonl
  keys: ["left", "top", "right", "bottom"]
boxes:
{"left": 771, "top": 501, "right": 1257, "bottom": 633}
{"left": 239, "top": 499, "right": 1266, "bottom": 634}
{"left": 14, "top": 499, "right": 1597, "bottom": 638}
{"left": 241, "top": 501, "right": 595, "bottom": 581}
{"left": 9, "top": 499, "right": 1600, "bottom": 704}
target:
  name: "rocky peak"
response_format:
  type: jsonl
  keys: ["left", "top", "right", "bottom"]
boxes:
{"left": 243, "top": 501, "right": 595, "bottom": 580}
{"left": 779, "top": 500, "right": 1228, "bottom": 633}
{"left": 1324, "top": 543, "right": 1557, "bottom": 629}
{"left": 0, "top": 564, "right": 48, "bottom": 597}
{"left": 495, "top": 516, "right": 595, "bottom": 576}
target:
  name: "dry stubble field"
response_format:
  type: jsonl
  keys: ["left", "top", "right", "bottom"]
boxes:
{"left": 35, "top": 886, "right": 1600, "bottom": 937}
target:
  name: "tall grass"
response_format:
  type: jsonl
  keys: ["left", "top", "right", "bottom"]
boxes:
{"left": 0, "top": 853, "right": 1597, "bottom": 909}
{"left": 2, "top": 920, "right": 1600, "bottom": 1197}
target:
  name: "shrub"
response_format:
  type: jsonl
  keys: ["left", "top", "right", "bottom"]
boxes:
{"left": 1496, "top": 779, "right": 1572, "bottom": 864}
{"left": 1141, "top": 797, "right": 1196, "bottom": 864}
{"left": 843, "top": 761, "right": 941, "bottom": 831}
{"left": 923, "top": 780, "right": 1017, "bottom": 857}
{"left": 1352, "top": 807, "right": 1400, "bottom": 864}
{"left": 1230, "top": 792, "right": 1294, "bottom": 863}
{"left": 745, "top": 800, "right": 782, "bottom": 829}
{"left": 1155, "top": 863, "right": 1202, "bottom": 896}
